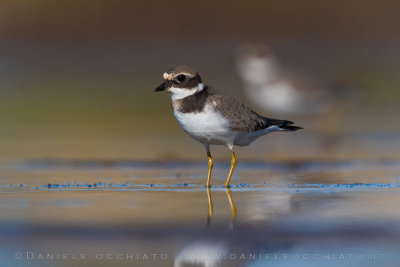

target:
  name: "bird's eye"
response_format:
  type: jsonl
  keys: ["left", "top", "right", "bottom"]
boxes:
{"left": 177, "top": 75, "right": 186, "bottom": 82}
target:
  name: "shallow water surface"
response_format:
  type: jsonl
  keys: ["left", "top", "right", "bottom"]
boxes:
{"left": 0, "top": 159, "right": 400, "bottom": 267}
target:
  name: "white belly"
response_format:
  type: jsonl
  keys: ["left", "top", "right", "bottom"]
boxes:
{"left": 173, "top": 104, "right": 279, "bottom": 147}
{"left": 173, "top": 104, "right": 234, "bottom": 145}
{"left": 233, "top": 126, "right": 280, "bottom": 146}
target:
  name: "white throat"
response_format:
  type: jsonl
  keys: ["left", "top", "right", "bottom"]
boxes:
{"left": 169, "top": 83, "right": 205, "bottom": 100}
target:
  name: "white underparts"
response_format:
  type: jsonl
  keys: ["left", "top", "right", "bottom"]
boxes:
{"left": 173, "top": 103, "right": 279, "bottom": 147}
{"left": 173, "top": 104, "right": 232, "bottom": 145}
{"left": 233, "top": 126, "right": 280, "bottom": 146}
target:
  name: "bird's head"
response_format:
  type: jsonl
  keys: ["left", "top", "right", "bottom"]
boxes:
{"left": 234, "top": 43, "right": 278, "bottom": 85}
{"left": 154, "top": 65, "right": 205, "bottom": 99}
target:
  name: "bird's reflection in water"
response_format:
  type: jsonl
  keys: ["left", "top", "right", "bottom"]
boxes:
{"left": 175, "top": 188, "right": 236, "bottom": 267}
{"left": 207, "top": 188, "right": 237, "bottom": 227}
{"left": 174, "top": 239, "right": 229, "bottom": 267}
{"left": 207, "top": 187, "right": 213, "bottom": 226}
{"left": 174, "top": 189, "right": 297, "bottom": 267}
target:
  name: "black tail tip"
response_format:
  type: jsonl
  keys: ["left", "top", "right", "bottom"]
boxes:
{"left": 281, "top": 125, "right": 303, "bottom": 131}
{"left": 282, "top": 120, "right": 294, "bottom": 126}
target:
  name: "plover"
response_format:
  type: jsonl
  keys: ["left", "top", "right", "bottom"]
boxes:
{"left": 154, "top": 65, "right": 302, "bottom": 188}
{"left": 235, "top": 43, "right": 362, "bottom": 115}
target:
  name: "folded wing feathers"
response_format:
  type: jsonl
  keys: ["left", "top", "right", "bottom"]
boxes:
{"left": 260, "top": 118, "right": 302, "bottom": 131}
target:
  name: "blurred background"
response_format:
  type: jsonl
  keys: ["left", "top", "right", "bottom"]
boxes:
{"left": 1, "top": 2, "right": 400, "bottom": 266}
{"left": 1, "top": 0, "right": 400, "bottom": 162}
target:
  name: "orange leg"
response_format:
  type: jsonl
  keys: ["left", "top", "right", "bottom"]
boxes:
{"left": 225, "top": 151, "right": 237, "bottom": 188}
{"left": 206, "top": 156, "right": 213, "bottom": 188}
{"left": 225, "top": 189, "right": 237, "bottom": 221}
{"left": 207, "top": 187, "right": 213, "bottom": 225}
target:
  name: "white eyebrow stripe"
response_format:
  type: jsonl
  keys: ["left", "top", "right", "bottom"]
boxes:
{"left": 176, "top": 72, "right": 193, "bottom": 77}
{"left": 163, "top": 72, "right": 194, "bottom": 80}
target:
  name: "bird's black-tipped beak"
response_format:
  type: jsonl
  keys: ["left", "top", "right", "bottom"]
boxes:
{"left": 154, "top": 81, "right": 168, "bottom": 92}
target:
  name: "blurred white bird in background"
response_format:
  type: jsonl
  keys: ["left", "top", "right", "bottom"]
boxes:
{"left": 234, "top": 43, "right": 362, "bottom": 116}
{"left": 234, "top": 43, "right": 367, "bottom": 153}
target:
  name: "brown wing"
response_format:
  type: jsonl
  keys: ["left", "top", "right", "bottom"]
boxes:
{"left": 207, "top": 86, "right": 301, "bottom": 132}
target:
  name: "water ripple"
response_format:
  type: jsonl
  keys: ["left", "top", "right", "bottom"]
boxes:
{"left": 24, "top": 182, "right": 400, "bottom": 192}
